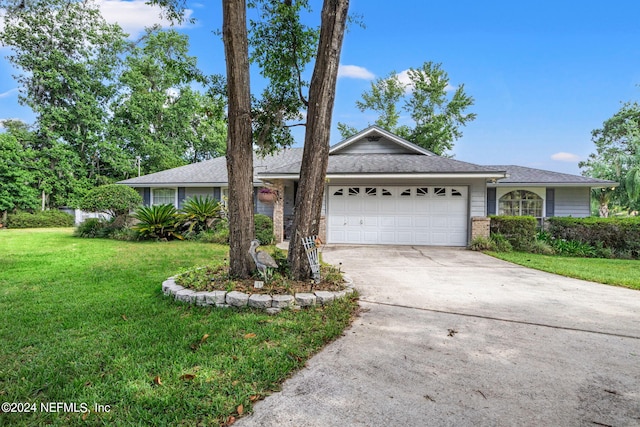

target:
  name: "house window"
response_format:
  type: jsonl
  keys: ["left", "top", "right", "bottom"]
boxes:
{"left": 400, "top": 188, "right": 411, "bottom": 196}
{"left": 381, "top": 189, "right": 392, "bottom": 196}
{"left": 416, "top": 187, "right": 429, "bottom": 196}
{"left": 434, "top": 187, "right": 446, "bottom": 197}
{"left": 365, "top": 187, "right": 377, "bottom": 196}
{"left": 451, "top": 188, "right": 462, "bottom": 197}
{"left": 152, "top": 188, "right": 176, "bottom": 206}
{"left": 348, "top": 187, "right": 360, "bottom": 196}
{"left": 333, "top": 188, "right": 344, "bottom": 196}
{"left": 499, "top": 190, "right": 543, "bottom": 217}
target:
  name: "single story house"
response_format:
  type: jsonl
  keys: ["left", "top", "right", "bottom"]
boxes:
{"left": 118, "top": 126, "right": 616, "bottom": 246}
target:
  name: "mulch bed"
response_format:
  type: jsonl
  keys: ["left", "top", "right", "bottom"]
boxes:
{"left": 175, "top": 264, "right": 346, "bottom": 295}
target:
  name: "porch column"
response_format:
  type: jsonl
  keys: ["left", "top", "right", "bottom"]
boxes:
{"left": 471, "top": 216, "right": 491, "bottom": 240}
{"left": 272, "top": 180, "right": 285, "bottom": 243}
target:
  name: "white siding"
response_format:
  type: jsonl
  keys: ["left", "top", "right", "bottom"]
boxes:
{"left": 554, "top": 187, "right": 591, "bottom": 217}
{"left": 469, "top": 178, "right": 487, "bottom": 217}
{"left": 336, "top": 138, "right": 415, "bottom": 154}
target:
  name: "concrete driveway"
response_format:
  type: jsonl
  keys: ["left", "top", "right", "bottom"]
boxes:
{"left": 237, "top": 246, "right": 640, "bottom": 427}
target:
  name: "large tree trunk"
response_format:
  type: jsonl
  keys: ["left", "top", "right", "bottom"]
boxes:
{"left": 288, "top": 0, "right": 349, "bottom": 280}
{"left": 223, "top": 0, "right": 254, "bottom": 278}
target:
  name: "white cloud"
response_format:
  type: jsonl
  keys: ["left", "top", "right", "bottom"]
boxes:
{"left": 551, "top": 152, "right": 581, "bottom": 162}
{"left": 0, "top": 88, "right": 18, "bottom": 98}
{"left": 338, "top": 65, "right": 375, "bottom": 80}
{"left": 95, "top": 0, "right": 193, "bottom": 39}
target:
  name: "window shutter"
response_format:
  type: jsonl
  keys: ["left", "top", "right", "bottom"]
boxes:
{"left": 487, "top": 187, "right": 497, "bottom": 215}
{"left": 143, "top": 188, "right": 150, "bottom": 206}
{"left": 213, "top": 187, "right": 221, "bottom": 201}
{"left": 178, "top": 187, "right": 186, "bottom": 208}
{"left": 546, "top": 188, "right": 555, "bottom": 217}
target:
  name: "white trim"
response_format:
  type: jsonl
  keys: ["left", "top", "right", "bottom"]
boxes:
{"left": 126, "top": 182, "right": 228, "bottom": 188}
{"left": 329, "top": 126, "right": 435, "bottom": 156}
{"left": 261, "top": 172, "right": 506, "bottom": 180}
{"left": 489, "top": 182, "right": 616, "bottom": 188}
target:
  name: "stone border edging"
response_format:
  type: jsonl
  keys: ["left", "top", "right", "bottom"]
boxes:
{"left": 162, "top": 275, "right": 355, "bottom": 314}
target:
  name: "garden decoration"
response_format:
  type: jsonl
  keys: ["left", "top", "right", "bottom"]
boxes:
{"left": 257, "top": 188, "right": 278, "bottom": 204}
{"left": 248, "top": 239, "right": 278, "bottom": 281}
{"left": 302, "top": 235, "right": 322, "bottom": 283}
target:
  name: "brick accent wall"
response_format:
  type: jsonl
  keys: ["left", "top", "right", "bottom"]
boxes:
{"left": 318, "top": 216, "right": 326, "bottom": 243}
{"left": 271, "top": 181, "right": 285, "bottom": 243}
{"left": 471, "top": 216, "right": 490, "bottom": 240}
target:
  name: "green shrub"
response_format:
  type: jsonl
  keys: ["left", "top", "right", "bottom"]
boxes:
{"left": 132, "top": 204, "right": 183, "bottom": 241}
{"left": 490, "top": 216, "right": 537, "bottom": 251}
{"left": 109, "top": 227, "right": 139, "bottom": 241}
{"left": 177, "top": 196, "right": 222, "bottom": 236}
{"left": 490, "top": 233, "right": 513, "bottom": 252}
{"left": 254, "top": 214, "right": 275, "bottom": 245}
{"left": 528, "top": 239, "right": 555, "bottom": 255}
{"left": 547, "top": 217, "right": 640, "bottom": 258}
{"left": 74, "top": 218, "right": 108, "bottom": 238}
{"left": 469, "top": 236, "right": 495, "bottom": 251}
{"left": 79, "top": 184, "right": 142, "bottom": 221}
{"left": 7, "top": 210, "right": 74, "bottom": 228}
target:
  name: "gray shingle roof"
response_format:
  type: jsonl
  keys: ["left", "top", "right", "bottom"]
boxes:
{"left": 117, "top": 149, "right": 615, "bottom": 187}
{"left": 487, "top": 165, "right": 617, "bottom": 186}
{"left": 262, "top": 154, "right": 505, "bottom": 175}
{"left": 118, "top": 148, "right": 304, "bottom": 186}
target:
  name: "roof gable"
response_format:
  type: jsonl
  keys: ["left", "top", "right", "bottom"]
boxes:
{"left": 329, "top": 126, "right": 435, "bottom": 156}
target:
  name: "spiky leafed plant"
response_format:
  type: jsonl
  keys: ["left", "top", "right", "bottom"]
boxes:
{"left": 177, "top": 196, "right": 222, "bottom": 235}
{"left": 132, "top": 204, "right": 183, "bottom": 240}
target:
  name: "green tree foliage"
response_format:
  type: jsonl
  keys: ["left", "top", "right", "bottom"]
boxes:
{"left": 78, "top": 184, "right": 143, "bottom": 218}
{"left": 1, "top": 0, "right": 128, "bottom": 183}
{"left": 110, "top": 28, "right": 227, "bottom": 175}
{"left": 1, "top": 2, "right": 226, "bottom": 210}
{"left": 580, "top": 102, "right": 640, "bottom": 214}
{"left": 0, "top": 133, "right": 39, "bottom": 221}
{"left": 339, "top": 62, "right": 476, "bottom": 155}
{"left": 249, "top": 0, "right": 318, "bottom": 153}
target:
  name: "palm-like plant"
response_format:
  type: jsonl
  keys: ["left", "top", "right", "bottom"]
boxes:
{"left": 177, "top": 196, "right": 222, "bottom": 235}
{"left": 132, "top": 204, "right": 183, "bottom": 240}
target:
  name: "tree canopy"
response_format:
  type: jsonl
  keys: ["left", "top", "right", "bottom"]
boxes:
{"left": 0, "top": 1, "right": 226, "bottom": 209}
{"left": 338, "top": 61, "right": 476, "bottom": 155}
{"left": 580, "top": 102, "right": 640, "bottom": 215}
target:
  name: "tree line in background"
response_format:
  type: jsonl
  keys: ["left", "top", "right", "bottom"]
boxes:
{"left": 580, "top": 101, "right": 640, "bottom": 216}
{"left": 0, "top": 0, "right": 227, "bottom": 221}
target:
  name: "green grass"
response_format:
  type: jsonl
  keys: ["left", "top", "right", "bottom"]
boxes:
{"left": 488, "top": 251, "right": 640, "bottom": 290}
{"left": 0, "top": 229, "right": 358, "bottom": 426}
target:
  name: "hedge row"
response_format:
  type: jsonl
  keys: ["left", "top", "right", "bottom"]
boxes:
{"left": 7, "top": 210, "right": 75, "bottom": 228}
{"left": 547, "top": 217, "right": 640, "bottom": 255}
{"left": 489, "top": 216, "right": 537, "bottom": 251}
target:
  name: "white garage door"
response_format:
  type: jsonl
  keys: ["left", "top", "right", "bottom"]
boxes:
{"left": 327, "top": 186, "right": 468, "bottom": 246}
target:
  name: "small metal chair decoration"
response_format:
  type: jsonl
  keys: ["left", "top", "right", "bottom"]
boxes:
{"left": 302, "top": 235, "right": 323, "bottom": 283}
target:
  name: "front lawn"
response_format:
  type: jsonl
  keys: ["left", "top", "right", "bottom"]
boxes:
{"left": 488, "top": 251, "right": 640, "bottom": 290}
{"left": 0, "top": 229, "right": 358, "bottom": 426}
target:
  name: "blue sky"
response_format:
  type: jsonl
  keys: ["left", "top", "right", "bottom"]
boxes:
{"left": 2, "top": 0, "right": 640, "bottom": 175}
